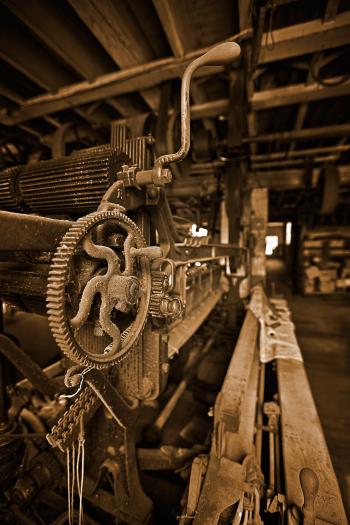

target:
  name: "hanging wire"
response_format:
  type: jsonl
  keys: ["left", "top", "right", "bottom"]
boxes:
{"left": 265, "top": 0, "right": 276, "bottom": 51}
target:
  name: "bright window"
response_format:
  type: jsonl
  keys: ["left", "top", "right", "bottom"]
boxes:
{"left": 265, "top": 235, "right": 279, "bottom": 255}
{"left": 285, "top": 222, "right": 292, "bottom": 245}
{"left": 191, "top": 224, "right": 208, "bottom": 237}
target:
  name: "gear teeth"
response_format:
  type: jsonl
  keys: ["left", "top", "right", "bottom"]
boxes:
{"left": 149, "top": 271, "right": 168, "bottom": 318}
{"left": 46, "top": 210, "right": 149, "bottom": 369}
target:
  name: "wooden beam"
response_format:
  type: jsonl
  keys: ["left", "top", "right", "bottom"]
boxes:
{"left": 0, "top": 82, "right": 60, "bottom": 131}
{"left": 153, "top": 0, "right": 216, "bottom": 133}
{"left": 0, "top": 9, "right": 76, "bottom": 92}
{"left": 238, "top": 0, "right": 251, "bottom": 32}
{"left": 0, "top": 30, "right": 251, "bottom": 126}
{"left": 288, "top": 54, "right": 323, "bottom": 153}
{"left": 259, "top": 10, "right": 350, "bottom": 64}
{"left": 252, "top": 155, "right": 338, "bottom": 169}
{"left": 67, "top": 0, "right": 160, "bottom": 110}
{"left": 252, "top": 144, "right": 350, "bottom": 161}
{"left": 254, "top": 165, "right": 350, "bottom": 189}
{"left": 277, "top": 358, "right": 348, "bottom": 523}
{"left": 251, "top": 76, "right": 350, "bottom": 110}
{"left": 153, "top": 0, "right": 197, "bottom": 56}
{"left": 324, "top": 0, "right": 341, "bottom": 22}
{"left": 4, "top": 0, "right": 112, "bottom": 80}
{"left": 243, "top": 123, "right": 350, "bottom": 143}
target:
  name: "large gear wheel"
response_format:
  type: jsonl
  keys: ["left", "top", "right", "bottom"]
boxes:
{"left": 46, "top": 210, "right": 151, "bottom": 369}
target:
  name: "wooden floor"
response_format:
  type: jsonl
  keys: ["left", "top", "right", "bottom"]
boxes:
{"left": 268, "top": 258, "right": 350, "bottom": 519}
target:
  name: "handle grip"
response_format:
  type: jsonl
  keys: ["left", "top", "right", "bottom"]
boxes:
{"left": 300, "top": 468, "right": 319, "bottom": 525}
{"left": 194, "top": 42, "right": 241, "bottom": 67}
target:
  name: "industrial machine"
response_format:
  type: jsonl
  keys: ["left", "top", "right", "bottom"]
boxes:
{"left": 0, "top": 42, "right": 346, "bottom": 525}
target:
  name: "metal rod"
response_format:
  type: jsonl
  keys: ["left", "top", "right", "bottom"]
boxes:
{"left": 255, "top": 363, "right": 265, "bottom": 464}
{"left": 0, "top": 300, "right": 8, "bottom": 426}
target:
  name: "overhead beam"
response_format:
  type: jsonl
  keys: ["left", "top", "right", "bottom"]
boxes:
{"left": 288, "top": 54, "right": 323, "bottom": 153}
{"left": 252, "top": 144, "right": 350, "bottom": 161}
{"left": 259, "top": 10, "right": 350, "bottom": 64}
{"left": 0, "top": 30, "right": 251, "bottom": 126}
{"left": 251, "top": 76, "right": 350, "bottom": 110}
{"left": 252, "top": 155, "right": 338, "bottom": 169}
{"left": 324, "top": 0, "right": 341, "bottom": 22}
{"left": 153, "top": 0, "right": 197, "bottom": 56}
{"left": 254, "top": 165, "right": 350, "bottom": 190}
{"left": 0, "top": 9, "right": 76, "bottom": 91}
{"left": 67, "top": 0, "right": 160, "bottom": 110}
{"left": 3, "top": 0, "right": 142, "bottom": 122}
{"left": 153, "top": 0, "right": 216, "bottom": 134}
{"left": 4, "top": 0, "right": 112, "bottom": 80}
{"left": 244, "top": 123, "right": 350, "bottom": 143}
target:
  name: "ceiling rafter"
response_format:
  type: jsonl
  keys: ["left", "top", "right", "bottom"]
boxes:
{"left": 251, "top": 75, "right": 350, "bottom": 110}
{"left": 259, "top": 10, "right": 350, "bottom": 63}
{"left": 4, "top": 0, "right": 138, "bottom": 119}
{"left": 0, "top": 31, "right": 252, "bottom": 126}
{"left": 243, "top": 123, "right": 350, "bottom": 143}
{"left": 4, "top": 0, "right": 112, "bottom": 80}
{"left": 153, "top": 0, "right": 217, "bottom": 135}
{"left": 287, "top": 54, "right": 322, "bottom": 153}
{"left": 67, "top": 0, "right": 160, "bottom": 111}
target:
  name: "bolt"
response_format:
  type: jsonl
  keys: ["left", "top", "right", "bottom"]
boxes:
{"left": 161, "top": 363, "right": 170, "bottom": 374}
{"left": 142, "top": 377, "right": 153, "bottom": 397}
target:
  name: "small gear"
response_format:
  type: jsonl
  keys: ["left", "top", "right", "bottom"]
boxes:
{"left": 46, "top": 210, "right": 151, "bottom": 369}
{"left": 149, "top": 271, "right": 183, "bottom": 319}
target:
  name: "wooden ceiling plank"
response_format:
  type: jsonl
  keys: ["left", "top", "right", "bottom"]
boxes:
{"left": 4, "top": 0, "right": 111, "bottom": 80}
{"left": 0, "top": 19, "right": 75, "bottom": 92}
{"left": 0, "top": 31, "right": 250, "bottom": 126}
{"left": 252, "top": 144, "right": 350, "bottom": 161}
{"left": 153, "top": 0, "right": 215, "bottom": 133}
{"left": 252, "top": 155, "right": 338, "bottom": 169}
{"left": 152, "top": 0, "right": 197, "bottom": 56}
{"left": 259, "top": 10, "right": 350, "bottom": 64}
{"left": 251, "top": 76, "right": 350, "bottom": 110}
{"left": 324, "top": 0, "right": 341, "bottom": 22}
{"left": 243, "top": 123, "right": 350, "bottom": 143}
{"left": 67, "top": 0, "right": 160, "bottom": 111}
{"left": 6, "top": 0, "right": 153, "bottom": 117}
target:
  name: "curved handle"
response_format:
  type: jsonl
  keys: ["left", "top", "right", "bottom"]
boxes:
{"left": 193, "top": 41, "right": 241, "bottom": 67}
{"left": 153, "top": 41, "right": 241, "bottom": 180}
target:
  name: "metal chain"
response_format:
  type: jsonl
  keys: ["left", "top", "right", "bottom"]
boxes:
{"left": 47, "top": 386, "right": 99, "bottom": 452}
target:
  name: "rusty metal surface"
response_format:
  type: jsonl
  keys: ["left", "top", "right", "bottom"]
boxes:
{"left": 0, "top": 211, "right": 72, "bottom": 252}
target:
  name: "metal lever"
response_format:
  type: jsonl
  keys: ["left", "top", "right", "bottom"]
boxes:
{"left": 130, "top": 246, "right": 163, "bottom": 259}
{"left": 300, "top": 468, "right": 319, "bottom": 525}
{"left": 153, "top": 41, "right": 241, "bottom": 182}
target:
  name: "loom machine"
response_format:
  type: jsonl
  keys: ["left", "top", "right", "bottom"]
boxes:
{"left": 0, "top": 42, "right": 346, "bottom": 525}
